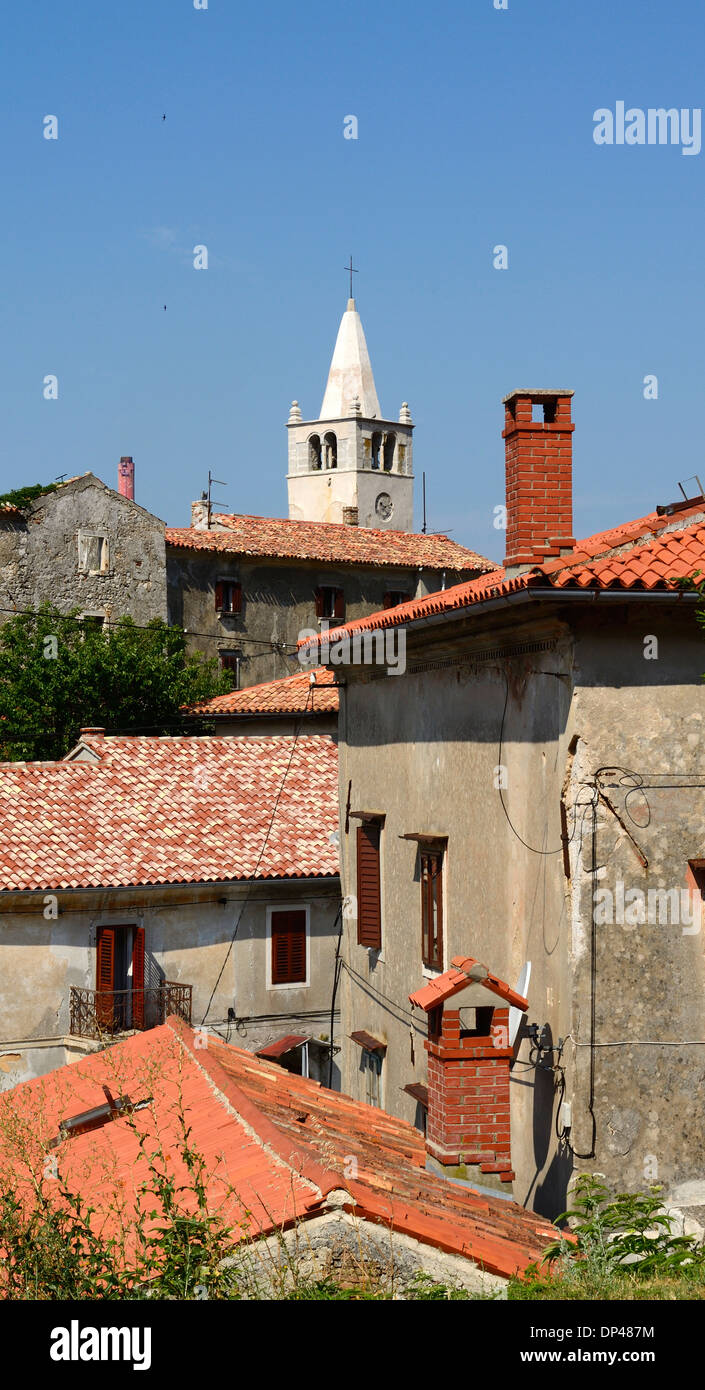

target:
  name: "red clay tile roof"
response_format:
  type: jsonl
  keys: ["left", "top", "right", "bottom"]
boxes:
{"left": 0, "top": 733, "right": 338, "bottom": 891}
{"left": 0, "top": 502, "right": 25, "bottom": 518}
{"left": 255, "top": 1034, "right": 309, "bottom": 1058}
{"left": 299, "top": 503, "right": 705, "bottom": 650}
{"left": 0, "top": 1018, "right": 557, "bottom": 1280}
{"left": 184, "top": 667, "right": 339, "bottom": 717}
{"left": 410, "top": 957, "right": 529, "bottom": 1013}
{"left": 166, "top": 513, "right": 493, "bottom": 573}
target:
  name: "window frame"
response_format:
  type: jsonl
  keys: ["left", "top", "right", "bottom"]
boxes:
{"left": 77, "top": 531, "right": 109, "bottom": 575}
{"left": 363, "top": 1048, "right": 383, "bottom": 1108}
{"left": 420, "top": 844, "right": 445, "bottom": 971}
{"left": 314, "top": 586, "right": 345, "bottom": 622}
{"left": 219, "top": 648, "right": 242, "bottom": 686}
{"left": 266, "top": 904, "right": 310, "bottom": 990}
{"left": 215, "top": 579, "right": 242, "bottom": 616}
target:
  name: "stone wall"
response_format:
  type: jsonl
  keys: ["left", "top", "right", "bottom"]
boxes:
{"left": 0, "top": 475, "right": 167, "bottom": 627}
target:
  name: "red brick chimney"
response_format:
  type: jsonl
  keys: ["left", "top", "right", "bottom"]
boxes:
{"left": 410, "top": 956, "right": 528, "bottom": 1188}
{"left": 118, "top": 456, "right": 135, "bottom": 501}
{"left": 502, "top": 390, "right": 575, "bottom": 572}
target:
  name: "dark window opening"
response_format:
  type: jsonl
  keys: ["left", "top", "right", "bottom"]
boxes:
{"left": 215, "top": 580, "right": 242, "bottom": 615}
{"left": 371, "top": 432, "right": 382, "bottom": 469}
{"left": 219, "top": 649, "right": 241, "bottom": 686}
{"left": 323, "top": 431, "right": 337, "bottom": 470}
{"left": 383, "top": 590, "right": 410, "bottom": 609}
{"left": 383, "top": 433, "right": 396, "bottom": 471}
{"left": 309, "top": 434, "right": 322, "bottom": 470}
{"left": 315, "top": 586, "right": 345, "bottom": 622}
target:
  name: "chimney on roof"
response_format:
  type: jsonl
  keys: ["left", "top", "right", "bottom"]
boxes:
{"left": 118, "top": 456, "right": 135, "bottom": 501}
{"left": 502, "top": 390, "right": 575, "bottom": 575}
{"left": 191, "top": 497, "right": 209, "bottom": 530}
{"left": 342, "top": 506, "right": 359, "bottom": 526}
{"left": 410, "top": 957, "right": 528, "bottom": 1192}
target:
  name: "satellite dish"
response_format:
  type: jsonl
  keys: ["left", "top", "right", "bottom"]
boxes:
{"left": 509, "top": 961, "right": 531, "bottom": 1048}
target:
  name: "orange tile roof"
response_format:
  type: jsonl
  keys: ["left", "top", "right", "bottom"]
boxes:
{"left": 185, "top": 667, "right": 339, "bottom": 718}
{"left": 409, "top": 957, "right": 530, "bottom": 1013}
{"left": 166, "top": 513, "right": 493, "bottom": 573}
{"left": 298, "top": 503, "right": 705, "bottom": 649}
{"left": 0, "top": 1019, "right": 556, "bottom": 1280}
{"left": 0, "top": 733, "right": 338, "bottom": 891}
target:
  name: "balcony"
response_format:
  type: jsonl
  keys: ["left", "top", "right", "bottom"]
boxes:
{"left": 69, "top": 983, "right": 193, "bottom": 1040}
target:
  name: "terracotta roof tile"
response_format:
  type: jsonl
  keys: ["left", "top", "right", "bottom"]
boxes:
{"left": 184, "top": 667, "right": 339, "bottom": 717}
{"left": 0, "top": 1019, "right": 557, "bottom": 1280}
{"left": 0, "top": 734, "right": 338, "bottom": 891}
{"left": 298, "top": 505, "right": 705, "bottom": 649}
{"left": 166, "top": 513, "right": 494, "bottom": 573}
{"left": 409, "top": 957, "right": 529, "bottom": 1012}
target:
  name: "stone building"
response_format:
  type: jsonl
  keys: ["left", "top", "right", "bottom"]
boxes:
{"left": 0, "top": 728, "right": 341, "bottom": 1090}
{"left": 0, "top": 465, "right": 167, "bottom": 629}
{"left": 302, "top": 388, "right": 705, "bottom": 1225}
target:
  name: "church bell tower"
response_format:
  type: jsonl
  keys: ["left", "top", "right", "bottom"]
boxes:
{"left": 287, "top": 289, "right": 414, "bottom": 531}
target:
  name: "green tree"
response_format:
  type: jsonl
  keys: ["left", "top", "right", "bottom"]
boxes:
{"left": 0, "top": 606, "right": 234, "bottom": 761}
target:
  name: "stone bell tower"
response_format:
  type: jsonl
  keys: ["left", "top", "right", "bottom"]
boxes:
{"left": 287, "top": 295, "right": 415, "bottom": 531}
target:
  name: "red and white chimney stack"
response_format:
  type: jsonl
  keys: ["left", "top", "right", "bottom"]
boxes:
{"left": 118, "top": 456, "right": 135, "bottom": 501}
{"left": 502, "top": 389, "right": 575, "bottom": 573}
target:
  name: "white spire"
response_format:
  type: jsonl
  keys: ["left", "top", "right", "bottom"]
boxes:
{"left": 320, "top": 298, "right": 382, "bottom": 420}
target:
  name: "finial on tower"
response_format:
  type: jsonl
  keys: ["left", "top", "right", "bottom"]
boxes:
{"left": 288, "top": 400, "right": 302, "bottom": 423}
{"left": 344, "top": 254, "right": 358, "bottom": 304}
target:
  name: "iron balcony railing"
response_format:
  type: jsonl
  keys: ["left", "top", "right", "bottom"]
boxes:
{"left": 69, "top": 983, "right": 193, "bottom": 1040}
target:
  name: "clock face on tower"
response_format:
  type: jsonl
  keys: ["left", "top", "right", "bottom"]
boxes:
{"left": 375, "top": 492, "right": 393, "bottom": 520}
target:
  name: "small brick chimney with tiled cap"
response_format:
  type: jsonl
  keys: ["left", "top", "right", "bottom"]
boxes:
{"left": 409, "top": 956, "right": 528, "bottom": 1189}
{"left": 502, "top": 389, "right": 575, "bottom": 574}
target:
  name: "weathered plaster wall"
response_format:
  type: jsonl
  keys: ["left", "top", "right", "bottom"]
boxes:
{"left": 167, "top": 548, "right": 463, "bottom": 685}
{"left": 0, "top": 476, "right": 167, "bottom": 626}
{"left": 335, "top": 599, "right": 705, "bottom": 1219}
{"left": 0, "top": 879, "right": 341, "bottom": 1089}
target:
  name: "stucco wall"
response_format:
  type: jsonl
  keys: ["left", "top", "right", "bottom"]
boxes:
{"left": 335, "top": 598, "right": 705, "bottom": 1219}
{"left": 0, "top": 476, "right": 167, "bottom": 626}
{"left": 0, "top": 879, "right": 341, "bottom": 1090}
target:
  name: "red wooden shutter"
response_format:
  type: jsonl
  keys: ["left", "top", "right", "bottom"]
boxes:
{"left": 231, "top": 582, "right": 242, "bottom": 614}
{"left": 215, "top": 581, "right": 224, "bottom": 612}
{"left": 333, "top": 588, "right": 345, "bottom": 622}
{"left": 271, "top": 911, "right": 307, "bottom": 984}
{"left": 314, "top": 587, "right": 324, "bottom": 618}
{"left": 357, "top": 824, "right": 382, "bottom": 949}
{"left": 131, "top": 927, "right": 145, "bottom": 1029}
{"left": 95, "top": 926, "right": 115, "bottom": 1027}
{"left": 383, "top": 592, "right": 393, "bottom": 609}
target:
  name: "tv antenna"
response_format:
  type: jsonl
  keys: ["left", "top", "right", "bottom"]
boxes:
{"left": 206, "top": 470, "right": 228, "bottom": 529}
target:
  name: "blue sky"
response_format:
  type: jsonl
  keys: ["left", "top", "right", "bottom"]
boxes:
{"left": 1, "top": 0, "right": 704, "bottom": 561}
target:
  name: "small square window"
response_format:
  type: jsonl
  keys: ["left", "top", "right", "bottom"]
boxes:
{"left": 78, "top": 533, "right": 109, "bottom": 574}
{"left": 315, "top": 586, "right": 344, "bottom": 622}
{"left": 215, "top": 580, "right": 242, "bottom": 615}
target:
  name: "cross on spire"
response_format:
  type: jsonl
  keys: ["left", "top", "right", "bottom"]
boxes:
{"left": 345, "top": 255, "right": 358, "bottom": 299}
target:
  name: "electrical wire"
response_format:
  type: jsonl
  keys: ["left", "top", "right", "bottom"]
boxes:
{"left": 0, "top": 602, "right": 303, "bottom": 652}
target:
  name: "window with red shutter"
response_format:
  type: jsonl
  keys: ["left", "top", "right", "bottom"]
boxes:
{"left": 383, "top": 590, "right": 410, "bottom": 609}
{"left": 270, "top": 910, "right": 307, "bottom": 985}
{"left": 215, "top": 581, "right": 241, "bottom": 614}
{"left": 314, "top": 587, "right": 324, "bottom": 618}
{"left": 357, "top": 823, "right": 382, "bottom": 949}
{"left": 314, "top": 587, "right": 344, "bottom": 621}
{"left": 131, "top": 927, "right": 145, "bottom": 1029}
{"left": 333, "top": 588, "right": 345, "bottom": 622}
{"left": 95, "top": 926, "right": 115, "bottom": 1027}
{"left": 421, "top": 848, "right": 444, "bottom": 969}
